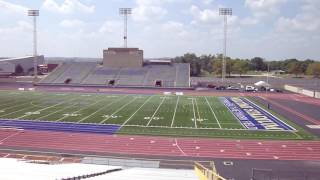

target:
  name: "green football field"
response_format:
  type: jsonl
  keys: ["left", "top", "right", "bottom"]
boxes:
{"left": 0, "top": 90, "right": 314, "bottom": 140}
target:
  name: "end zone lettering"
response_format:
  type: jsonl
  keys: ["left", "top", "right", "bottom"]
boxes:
{"left": 221, "top": 97, "right": 295, "bottom": 131}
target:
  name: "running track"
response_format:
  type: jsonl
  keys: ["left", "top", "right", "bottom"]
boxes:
{"left": 0, "top": 129, "right": 319, "bottom": 161}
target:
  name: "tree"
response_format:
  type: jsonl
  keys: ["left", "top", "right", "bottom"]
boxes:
{"left": 306, "top": 62, "right": 320, "bottom": 78}
{"left": 212, "top": 59, "right": 222, "bottom": 76}
{"left": 250, "top": 57, "right": 266, "bottom": 71}
{"left": 232, "top": 60, "right": 249, "bottom": 76}
{"left": 287, "top": 62, "right": 303, "bottom": 77}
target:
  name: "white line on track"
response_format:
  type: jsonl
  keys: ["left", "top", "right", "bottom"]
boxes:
{"left": 191, "top": 98, "right": 197, "bottom": 128}
{"left": 205, "top": 97, "right": 222, "bottom": 128}
{"left": 99, "top": 97, "right": 137, "bottom": 124}
{"left": 120, "top": 96, "right": 153, "bottom": 128}
{"left": 146, "top": 97, "right": 166, "bottom": 126}
{"left": 77, "top": 95, "right": 128, "bottom": 123}
{"left": 174, "top": 138, "right": 187, "bottom": 156}
{"left": 170, "top": 96, "right": 180, "bottom": 127}
{"left": 0, "top": 131, "right": 22, "bottom": 144}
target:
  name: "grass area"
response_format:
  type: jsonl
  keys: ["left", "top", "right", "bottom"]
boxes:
{"left": 0, "top": 90, "right": 315, "bottom": 140}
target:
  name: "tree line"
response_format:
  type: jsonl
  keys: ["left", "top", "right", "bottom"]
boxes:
{"left": 172, "top": 53, "right": 320, "bottom": 77}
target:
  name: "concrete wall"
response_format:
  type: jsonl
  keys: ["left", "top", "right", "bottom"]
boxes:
{"left": 0, "top": 62, "right": 15, "bottom": 75}
{"left": 0, "top": 56, "right": 45, "bottom": 75}
{"left": 103, "top": 48, "right": 143, "bottom": 68}
{"left": 284, "top": 84, "right": 319, "bottom": 99}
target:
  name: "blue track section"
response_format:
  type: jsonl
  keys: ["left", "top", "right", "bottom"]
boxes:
{"left": 0, "top": 119, "right": 120, "bottom": 134}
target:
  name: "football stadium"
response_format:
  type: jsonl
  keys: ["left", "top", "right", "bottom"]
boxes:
{"left": 1, "top": 1, "right": 320, "bottom": 180}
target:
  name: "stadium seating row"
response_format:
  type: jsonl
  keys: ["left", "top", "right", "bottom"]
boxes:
{"left": 38, "top": 62, "right": 190, "bottom": 88}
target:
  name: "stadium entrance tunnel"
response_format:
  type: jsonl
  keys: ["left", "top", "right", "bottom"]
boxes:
{"left": 64, "top": 78, "right": 72, "bottom": 84}
{"left": 155, "top": 80, "right": 162, "bottom": 87}
{"left": 108, "top": 80, "right": 115, "bottom": 86}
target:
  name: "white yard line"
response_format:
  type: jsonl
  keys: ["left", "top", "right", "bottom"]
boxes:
{"left": 205, "top": 97, "right": 222, "bottom": 128}
{"left": 120, "top": 96, "right": 153, "bottom": 128}
{"left": 77, "top": 95, "right": 128, "bottom": 123}
{"left": 191, "top": 98, "right": 197, "bottom": 128}
{"left": 16, "top": 97, "right": 77, "bottom": 119}
{"left": 36, "top": 102, "right": 80, "bottom": 120}
{"left": 55, "top": 98, "right": 105, "bottom": 122}
{"left": 146, "top": 97, "right": 166, "bottom": 126}
{"left": 195, "top": 97, "right": 201, "bottom": 121}
{"left": 99, "top": 97, "right": 137, "bottom": 124}
{"left": 170, "top": 96, "right": 180, "bottom": 127}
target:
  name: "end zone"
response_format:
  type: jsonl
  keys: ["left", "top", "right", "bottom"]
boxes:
{"left": 220, "top": 97, "right": 296, "bottom": 131}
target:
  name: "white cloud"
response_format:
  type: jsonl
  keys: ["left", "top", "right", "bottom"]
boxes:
{"left": 190, "top": 5, "right": 220, "bottom": 24}
{"left": 132, "top": 0, "right": 167, "bottom": 22}
{"left": 245, "top": 0, "right": 287, "bottom": 18}
{"left": 99, "top": 20, "right": 122, "bottom": 34}
{"left": 203, "top": 0, "right": 214, "bottom": 5}
{"left": 60, "top": 19, "right": 86, "bottom": 28}
{"left": 276, "top": 0, "right": 320, "bottom": 33}
{"left": 0, "top": 0, "right": 28, "bottom": 14}
{"left": 42, "top": 0, "right": 95, "bottom": 14}
{"left": 0, "top": 21, "right": 32, "bottom": 34}
{"left": 161, "top": 21, "right": 188, "bottom": 37}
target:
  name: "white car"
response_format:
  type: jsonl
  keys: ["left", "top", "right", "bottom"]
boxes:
{"left": 245, "top": 85, "right": 256, "bottom": 92}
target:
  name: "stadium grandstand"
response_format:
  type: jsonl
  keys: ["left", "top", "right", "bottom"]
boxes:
{"left": 0, "top": 56, "right": 44, "bottom": 76}
{"left": 38, "top": 48, "right": 190, "bottom": 88}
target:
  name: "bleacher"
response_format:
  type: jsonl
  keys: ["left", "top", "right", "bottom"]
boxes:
{"left": 38, "top": 62, "right": 190, "bottom": 88}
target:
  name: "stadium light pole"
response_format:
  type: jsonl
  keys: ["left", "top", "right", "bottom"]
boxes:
{"left": 219, "top": 8, "right": 232, "bottom": 83}
{"left": 119, "top": 8, "right": 132, "bottom": 48}
{"left": 28, "top": 9, "right": 39, "bottom": 84}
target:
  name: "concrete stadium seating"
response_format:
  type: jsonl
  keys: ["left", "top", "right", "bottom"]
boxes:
{"left": 38, "top": 62, "right": 190, "bottom": 88}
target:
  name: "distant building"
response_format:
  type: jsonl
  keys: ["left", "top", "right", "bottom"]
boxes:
{"left": 0, "top": 56, "right": 45, "bottom": 76}
{"left": 103, "top": 48, "right": 143, "bottom": 68}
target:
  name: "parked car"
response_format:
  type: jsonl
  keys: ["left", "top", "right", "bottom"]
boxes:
{"left": 245, "top": 85, "right": 256, "bottom": 92}
{"left": 207, "top": 84, "right": 216, "bottom": 88}
{"left": 216, "top": 86, "right": 226, "bottom": 90}
{"left": 226, "top": 86, "right": 240, "bottom": 90}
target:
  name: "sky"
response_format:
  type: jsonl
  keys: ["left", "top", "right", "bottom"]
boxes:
{"left": 0, "top": 0, "right": 319, "bottom": 60}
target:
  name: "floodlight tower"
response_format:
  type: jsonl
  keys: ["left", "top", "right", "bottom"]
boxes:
{"left": 119, "top": 8, "right": 132, "bottom": 48}
{"left": 219, "top": 8, "right": 232, "bottom": 82}
{"left": 28, "top": 9, "right": 39, "bottom": 84}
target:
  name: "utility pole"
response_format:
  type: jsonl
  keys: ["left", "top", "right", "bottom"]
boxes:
{"left": 28, "top": 9, "right": 39, "bottom": 85}
{"left": 219, "top": 8, "right": 232, "bottom": 83}
{"left": 119, "top": 8, "right": 132, "bottom": 48}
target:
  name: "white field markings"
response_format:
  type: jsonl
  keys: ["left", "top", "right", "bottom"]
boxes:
{"left": 56, "top": 97, "right": 106, "bottom": 122}
{"left": 33, "top": 94, "right": 94, "bottom": 120}
{"left": 78, "top": 95, "right": 128, "bottom": 123}
{"left": 120, "top": 96, "right": 153, "bottom": 128}
{"left": 146, "top": 96, "right": 167, "bottom": 126}
{"left": 0, "top": 95, "right": 55, "bottom": 118}
{"left": 36, "top": 99, "right": 84, "bottom": 121}
{"left": 205, "top": 97, "right": 222, "bottom": 128}
{"left": 16, "top": 96, "right": 78, "bottom": 119}
{"left": 170, "top": 96, "right": 180, "bottom": 127}
{"left": 99, "top": 97, "right": 138, "bottom": 124}
{"left": 190, "top": 98, "right": 197, "bottom": 128}
{"left": 194, "top": 97, "right": 201, "bottom": 121}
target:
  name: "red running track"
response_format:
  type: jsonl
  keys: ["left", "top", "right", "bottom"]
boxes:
{"left": 0, "top": 129, "right": 320, "bottom": 161}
